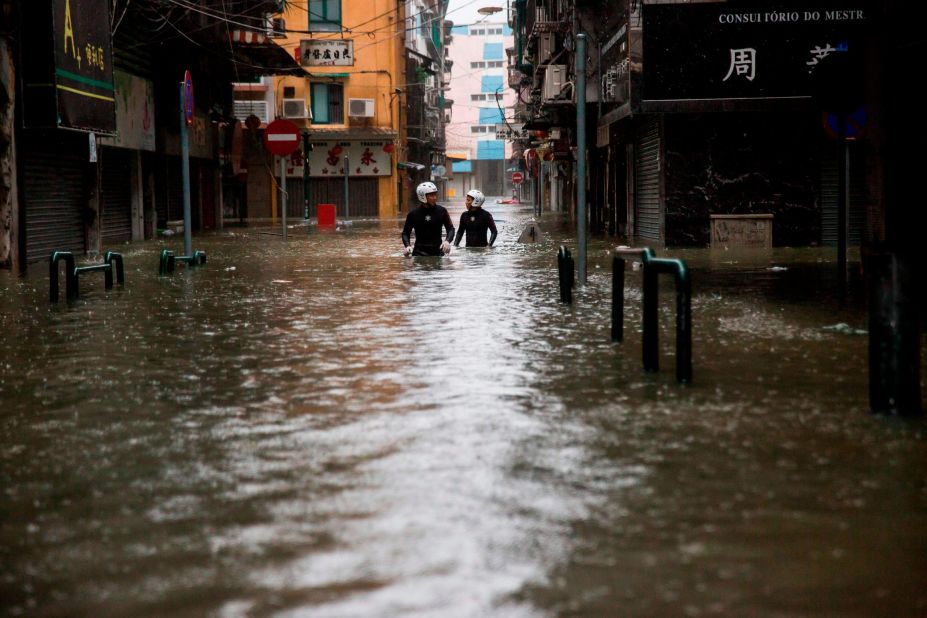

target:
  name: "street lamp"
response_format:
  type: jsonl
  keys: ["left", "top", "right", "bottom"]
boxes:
{"left": 477, "top": 6, "right": 503, "bottom": 15}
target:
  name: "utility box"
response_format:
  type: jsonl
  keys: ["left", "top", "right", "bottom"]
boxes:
{"left": 317, "top": 204, "right": 336, "bottom": 227}
{"left": 710, "top": 214, "right": 773, "bottom": 249}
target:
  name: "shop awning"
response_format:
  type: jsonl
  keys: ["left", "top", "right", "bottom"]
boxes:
{"left": 397, "top": 162, "right": 426, "bottom": 171}
{"left": 230, "top": 30, "right": 305, "bottom": 78}
{"left": 522, "top": 116, "right": 553, "bottom": 131}
{"left": 305, "top": 127, "right": 398, "bottom": 140}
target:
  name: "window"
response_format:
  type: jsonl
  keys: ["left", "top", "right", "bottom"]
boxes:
{"left": 470, "top": 94, "right": 487, "bottom": 101}
{"left": 470, "top": 61, "right": 486, "bottom": 69}
{"left": 476, "top": 140, "right": 505, "bottom": 160}
{"left": 310, "top": 83, "right": 343, "bottom": 124}
{"left": 487, "top": 61, "right": 504, "bottom": 68}
{"left": 309, "top": 0, "right": 341, "bottom": 32}
{"left": 479, "top": 108, "right": 504, "bottom": 125}
{"left": 283, "top": 86, "right": 295, "bottom": 98}
{"left": 471, "top": 126, "right": 488, "bottom": 133}
{"left": 480, "top": 75, "right": 503, "bottom": 93}
{"left": 471, "top": 28, "right": 484, "bottom": 35}
{"left": 483, "top": 42, "right": 503, "bottom": 61}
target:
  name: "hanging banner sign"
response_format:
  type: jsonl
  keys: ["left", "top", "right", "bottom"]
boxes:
{"left": 642, "top": 2, "right": 866, "bottom": 106}
{"left": 285, "top": 140, "right": 393, "bottom": 177}
{"left": 21, "top": 0, "right": 115, "bottom": 132}
{"left": 299, "top": 39, "right": 355, "bottom": 66}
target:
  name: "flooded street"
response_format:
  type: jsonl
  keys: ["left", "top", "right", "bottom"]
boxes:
{"left": 1, "top": 201, "right": 925, "bottom": 617}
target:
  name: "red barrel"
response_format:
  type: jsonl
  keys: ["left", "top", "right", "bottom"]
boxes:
{"left": 317, "top": 203, "right": 336, "bottom": 227}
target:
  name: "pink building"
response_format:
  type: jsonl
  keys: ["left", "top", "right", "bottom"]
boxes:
{"left": 445, "top": 21, "right": 515, "bottom": 198}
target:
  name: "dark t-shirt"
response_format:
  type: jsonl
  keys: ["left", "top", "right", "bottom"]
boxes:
{"left": 402, "top": 204, "right": 455, "bottom": 256}
{"left": 454, "top": 208, "right": 497, "bottom": 247}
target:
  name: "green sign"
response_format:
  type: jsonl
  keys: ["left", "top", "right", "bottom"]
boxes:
{"left": 22, "top": 0, "right": 116, "bottom": 132}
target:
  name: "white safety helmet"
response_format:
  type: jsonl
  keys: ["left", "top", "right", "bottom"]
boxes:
{"left": 465, "top": 189, "right": 485, "bottom": 207}
{"left": 416, "top": 181, "right": 439, "bottom": 203}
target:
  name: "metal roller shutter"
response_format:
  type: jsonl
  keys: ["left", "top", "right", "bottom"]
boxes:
{"left": 22, "top": 134, "right": 86, "bottom": 263}
{"left": 634, "top": 116, "right": 663, "bottom": 243}
{"left": 307, "top": 178, "right": 379, "bottom": 218}
{"left": 101, "top": 147, "right": 133, "bottom": 244}
{"left": 275, "top": 178, "right": 308, "bottom": 219}
{"left": 820, "top": 145, "right": 867, "bottom": 246}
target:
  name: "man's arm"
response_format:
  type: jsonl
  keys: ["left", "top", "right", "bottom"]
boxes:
{"left": 443, "top": 209, "right": 455, "bottom": 243}
{"left": 454, "top": 212, "right": 466, "bottom": 246}
{"left": 401, "top": 211, "right": 414, "bottom": 247}
{"left": 487, "top": 212, "right": 498, "bottom": 246}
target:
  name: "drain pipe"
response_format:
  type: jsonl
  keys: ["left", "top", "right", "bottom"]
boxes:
{"left": 576, "top": 33, "right": 588, "bottom": 285}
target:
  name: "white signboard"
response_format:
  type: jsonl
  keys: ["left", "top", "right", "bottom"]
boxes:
{"left": 284, "top": 140, "right": 393, "bottom": 177}
{"left": 98, "top": 70, "right": 156, "bottom": 151}
{"left": 299, "top": 39, "right": 354, "bottom": 66}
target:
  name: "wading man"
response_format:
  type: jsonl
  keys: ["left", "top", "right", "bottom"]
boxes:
{"left": 402, "top": 182, "right": 455, "bottom": 256}
{"left": 454, "top": 189, "right": 497, "bottom": 248}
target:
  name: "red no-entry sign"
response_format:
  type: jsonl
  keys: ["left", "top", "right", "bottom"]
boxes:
{"left": 263, "top": 119, "right": 301, "bottom": 156}
{"left": 512, "top": 171, "right": 524, "bottom": 185}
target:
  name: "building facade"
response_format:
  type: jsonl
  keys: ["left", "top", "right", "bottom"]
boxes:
{"left": 508, "top": 0, "right": 889, "bottom": 250}
{"left": 1, "top": 0, "right": 298, "bottom": 270}
{"left": 267, "top": 0, "right": 407, "bottom": 220}
{"left": 445, "top": 20, "right": 516, "bottom": 199}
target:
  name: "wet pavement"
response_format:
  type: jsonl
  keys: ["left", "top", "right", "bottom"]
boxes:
{"left": 1, "top": 200, "right": 925, "bottom": 617}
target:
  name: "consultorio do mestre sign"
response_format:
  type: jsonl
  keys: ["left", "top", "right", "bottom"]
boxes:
{"left": 642, "top": 3, "right": 867, "bottom": 104}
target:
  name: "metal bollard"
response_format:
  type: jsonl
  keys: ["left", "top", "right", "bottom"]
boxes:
{"left": 49, "top": 251, "right": 77, "bottom": 302}
{"left": 613, "top": 247, "right": 692, "bottom": 384}
{"left": 867, "top": 251, "right": 921, "bottom": 415}
{"left": 558, "top": 246, "right": 574, "bottom": 304}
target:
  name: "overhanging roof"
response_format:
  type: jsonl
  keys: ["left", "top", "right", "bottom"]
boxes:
{"left": 305, "top": 127, "right": 398, "bottom": 140}
{"left": 230, "top": 31, "right": 305, "bottom": 77}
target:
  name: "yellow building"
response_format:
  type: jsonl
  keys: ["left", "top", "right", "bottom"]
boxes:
{"left": 274, "top": 0, "right": 405, "bottom": 218}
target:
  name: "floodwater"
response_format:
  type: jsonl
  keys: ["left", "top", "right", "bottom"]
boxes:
{"left": 1, "top": 201, "right": 925, "bottom": 617}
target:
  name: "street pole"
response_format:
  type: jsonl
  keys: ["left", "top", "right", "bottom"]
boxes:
{"left": 344, "top": 155, "right": 350, "bottom": 219}
{"left": 280, "top": 156, "right": 287, "bottom": 240}
{"left": 576, "top": 33, "right": 587, "bottom": 286}
{"left": 179, "top": 83, "right": 192, "bottom": 257}
{"left": 302, "top": 132, "right": 310, "bottom": 221}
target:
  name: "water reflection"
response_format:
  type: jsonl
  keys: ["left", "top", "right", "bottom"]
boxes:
{"left": 0, "top": 202, "right": 925, "bottom": 616}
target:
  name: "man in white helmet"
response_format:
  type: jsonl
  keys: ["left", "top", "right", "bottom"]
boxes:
{"left": 454, "top": 189, "right": 497, "bottom": 248}
{"left": 401, "top": 182, "right": 455, "bottom": 256}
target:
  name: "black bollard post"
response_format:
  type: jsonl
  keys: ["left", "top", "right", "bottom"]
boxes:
{"left": 868, "top": 251, "right": 922, "bottom": 415}
{"left": 642, "top": 261, "right": 659, "bottom": 372}
{"left": 675, "top": 263, "right": 692, "bottom": 384}
{"left": 105, "top": 252, "right": 125, "bottom": 285}
{"left": 558, "top": 246, "right": 573, "bottom": 304}
{"left": 49, "top": 251, "right": 76, "bottom": 303}
{"left": 612, "top": 256, "right": 624, "bottom": 342}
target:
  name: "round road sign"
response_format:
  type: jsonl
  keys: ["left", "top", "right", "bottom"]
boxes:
{"left": 512, "top": 171, "right": 524, "bottom": 185}
{"left": 263, "top": 119, "right": 301, "bottom": 156}
{"left": 183, "top": 70, "right": 194, "bottom": 126}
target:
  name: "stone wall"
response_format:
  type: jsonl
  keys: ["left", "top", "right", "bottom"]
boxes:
{"left": 664, "top": 112, "right": 820, "bottom": 247}
{"left": 0, "top": 38, "right": 16, "bottom": 269}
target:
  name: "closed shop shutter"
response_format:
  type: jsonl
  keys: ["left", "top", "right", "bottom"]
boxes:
{"left": 275, "top": 178, "right": 307, "bottom": 219}
{"left": 21, "top": 133, "right": 86, "bottom": 263}
{"left": 101, "top": 147, "right": 133, "bottom": 244}
{"left": 307, "top": 178, "right": 379, "bottom": 218}
{"left": 820, "top": 145, "right": 867, "bottom": 246}
{"left": 634, "top": 116, "right": 662, "bottom": 243}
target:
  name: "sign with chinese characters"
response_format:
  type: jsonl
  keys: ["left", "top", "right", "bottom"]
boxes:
{"left": 98, "top": 70, "right": 156, "bottom": 151}
{"left": 22, "top": 0, "right": 116, "bottom": 132}
{"left": 299, "top": 39, "right": 354, "bottom": 66}
{"left": 641, "top": 2, "right": 866, "bottom": 105}
{"left": 284, "top": 141, "right": 393, "bottom": 177}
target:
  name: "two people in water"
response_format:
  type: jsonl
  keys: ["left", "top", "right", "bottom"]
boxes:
{"left": 401, "top": 183, "right": 497, "bottom": 257}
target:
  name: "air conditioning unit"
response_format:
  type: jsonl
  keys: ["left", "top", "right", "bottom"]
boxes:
{"left": 282, "top": 98, "right": 308, "bottom": 119}
{"left": 348, "top": 98, "right": 375, "bottom": 118}
{"left": 542, "top": 64, "right": 566, "bottom": 101}
{"left": 233, "top": 99, "right": 270, "bottom": 124}
{"left": 538, "top": 33, "right": 555, "bottom": 62}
